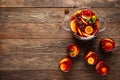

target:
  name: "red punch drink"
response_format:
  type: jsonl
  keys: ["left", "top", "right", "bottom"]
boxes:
{"left": 100, "top": 38, "right": 115, "bottom": 52}
{"left": 70, "top": 9, "right": 99, "bottom": 40}
{"left": 95, "top": 61, "right": 109, "bottom": 75}
{"left": 84, "top": 51, "right": 98, "bottom": 65}
{"left": 59, "top": 57, "right": 72, "bottom": 72}
{"left": 67, "top": 44, "right": 80, "bottom": 57}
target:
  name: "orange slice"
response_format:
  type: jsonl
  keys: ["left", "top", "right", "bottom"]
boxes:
{"left": 69, "top": 46, "right": 79, "bottom": 57}
{"left": 60, "top": 58, "right": 70, "bottom": 65}
{"left": 77, "top": 27, "right": 83, "bottom": 36}
{"left": 72, "top": 10, "right": 82, "bottom": 17}
{"left": 70, "top": 10, "right": 82, "bottom": 21}
{"left": 70, "top": 20, "right": 77, "bottom": 33}
{"left": 85, "top": 51, "right": 93, "bottom": 58}
{"left": 104, "top": 42, "right": 113, "bottom": 50}
{"left": 103, "top": 38, "right": 114, "bottom": 42}
{"left": 101, "top": 67, "right": 108, "bottom": 73}
{"left": 60, "top": 63, "right": 67, "bottom": 71}
{"left": 87, "top": 57, "right": 94, "bottom": 65}
{"left": 85, "top": 26, "right": 93, "bottom": 35}
{"left": 81, "top": 18, "right": 88, "bottom": 25}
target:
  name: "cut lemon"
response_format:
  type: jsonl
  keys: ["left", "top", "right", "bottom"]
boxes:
{"left": 70, "top": 20, "right": 77, "bottom": 33}
{"left": 85, "top": 26, "right": 93, "bottom": 35}
{"left": 87, "top": 57, "right": 94, "bottom": 65}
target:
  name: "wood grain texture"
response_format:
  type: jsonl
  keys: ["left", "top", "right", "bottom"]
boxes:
{"left": 0, "top": 22, "right": 120, "bottom": 39}
{"left": 0, "top": 8, "right": 120, "bottom": 23}
{"left": 0, "top": 39, "right": 119, "bottom": 70}
{"left": 0, "top": 0, "right": 120, "bottom": 79}
{"left": 0, "top": 0, "right": 120, "bottom": 8}
{"left": 0, "top": 70, "right": 120, "bottom": 80}
{"left": 0, "top": 39, "right": 120, "bottom": 55}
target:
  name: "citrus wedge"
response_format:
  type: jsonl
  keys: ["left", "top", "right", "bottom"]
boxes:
{"left": 70, "top": 20, "right": 77, "bottom": 33}
{"left": 77, "top": 27, "right": 83, "bottom": 36}
{"left": 81, "top": 18, "right": 88, "bottom": 25}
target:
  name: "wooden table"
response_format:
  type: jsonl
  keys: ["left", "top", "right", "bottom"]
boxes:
{"left": 0, "top": 0, "right": 120, "bottom": 80}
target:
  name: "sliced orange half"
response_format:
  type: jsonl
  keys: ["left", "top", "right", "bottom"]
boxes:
{"left": 70, "top": 20, "right": 77, "bottom": 33}
{"left": 85, "top": 26, "right": 93, "bottom": 35}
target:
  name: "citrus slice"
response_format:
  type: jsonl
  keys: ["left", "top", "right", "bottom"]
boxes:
{"left": 81, "top": 18, "right": 88, "bottom": 25}
{"left": 60, "top": 63, "right": 67, "bottom": 71}
{"left": 85, "top": 51, "right": 93, "bottom": 58}
{"left": 87, "top": 57, "right": 94, "bottom": 65}
{"left": 70, "top": 20, "right": 77, "bottom": 33}
{"left": 69, "top": 46, "right": 79, "bottom": 57}
{"left": 101, "top": 67, "right": 108, "bottom": 73}
{"left": 72, "top": 10, "right": 82, "bottom": 17}
{"left": 85, "top": 26, "right": 93, "bottom": 35}
{"left": 104, "top": 42, "right": 113, "bottom": 51}
{"left": 60, "top": 58, "right": 70, "bottom": 65}
{"left": 77, "top": 27, "right": 83, "bottom": 36}
{"left": 70, "top": 10, "right": 82, "bottom": 21}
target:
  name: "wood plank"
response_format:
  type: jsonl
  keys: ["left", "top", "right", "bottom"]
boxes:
{"left": 0, "top": 39, "right": 119, "bottom": 55}
{"left": 0, "top": 22, "right": 120, "bottom": 39}
{"left": 0, "top": 0, "right": 120, "bottom": 8}
{"left": 0, "top": 39, "right": 119, "bottom": 70}
{"left": 0, "top": 70, "right": 119, "bottom": 80}
{"left": 0, "top": 53, "right": 119, "bottom": 70}
{"left": 0, "top": 8, "right": 120, "bottom": 23}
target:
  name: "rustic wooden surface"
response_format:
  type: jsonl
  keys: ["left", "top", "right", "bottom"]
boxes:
{"left": 0, "top": 0, "right": 120, "bottom": 80}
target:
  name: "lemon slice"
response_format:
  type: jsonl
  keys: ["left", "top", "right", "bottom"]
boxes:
{"left": 70, "top": 20, "right": 77, "bottom": 33}
{"left": 87, "top": 57, "right": 94, "bottom": 65}
{"left": 85, "top": 26, "right": 93, "bottom": 35}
